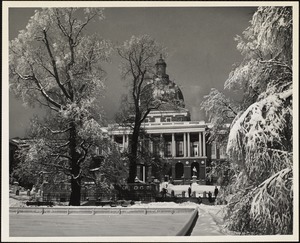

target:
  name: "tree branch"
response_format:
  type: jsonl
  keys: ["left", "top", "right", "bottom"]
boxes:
{"left": 259, "top": 59, "right": 292, "bottom": 73}
{"left": 50, "top": 153, "right": 72, "bottom": 161}
{"left": 44, "top": 126, "right": 71, "bottom": 135}
{"left": 36, "top": 98, "right": 60, "bottom": 112}
{"left": 14, "top": 71, "right": 62, "bottom": 109}
{"left": 42, "top": 29, "right": 71, "bottom": 100}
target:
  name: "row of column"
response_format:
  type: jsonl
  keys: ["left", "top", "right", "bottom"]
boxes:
{"left": 178, "top": 132, "right": 206, "bottom": 157}
{"left": 112, "top": 132, "right": 206, "bottom": 157}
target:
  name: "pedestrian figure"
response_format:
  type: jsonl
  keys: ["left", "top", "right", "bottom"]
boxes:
{"left": 208, "top": 191, "right": 212, "bottom": 203}
{"left": 31, "top": 185, "right": 36, "bottom": 198}
{"left": 188, "top": 183, "right": 192, "bottom": 197}
{"left": 214, "top": 186, "right": 219, "bottom": 198}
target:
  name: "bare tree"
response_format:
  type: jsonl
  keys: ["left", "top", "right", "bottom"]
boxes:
{"left": 116, "top": 35, "right": 181, "bottom": 183}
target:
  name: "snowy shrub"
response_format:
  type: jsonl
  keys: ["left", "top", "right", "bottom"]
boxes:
{"left": 202, "top": 6, "right": 293, "bottom": 235}
{"left": 223, "top": 6, "right": 293, "bottom": 235}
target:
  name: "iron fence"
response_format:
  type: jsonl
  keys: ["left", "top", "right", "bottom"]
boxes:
{"left": 42, "top": 191, "right": 157, "bottom": 203}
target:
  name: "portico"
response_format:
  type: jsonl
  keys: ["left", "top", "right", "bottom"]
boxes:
{"left": 109, "top": 120, "right": 208, "bottom": 184}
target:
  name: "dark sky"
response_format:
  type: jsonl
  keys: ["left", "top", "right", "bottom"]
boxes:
{"left": 8, "top": 7, "right": 256, "bottom": 138}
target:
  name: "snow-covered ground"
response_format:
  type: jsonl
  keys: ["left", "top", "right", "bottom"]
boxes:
{"left": 9, "top": 197, "right": 26, "bottom": 207}
{"left": 130, "top": 201, "right": 199, "bottom": 208}
{"left": 9, "top": 196, "right": 238, "bottom": 235}
{"left": 199, "top": 204, "right": 226, "bottom": 224}
{"left": 130, "top": 201, "right": 237, "bottom": 235}
{"left": 160, "top": 182, "right": 217, "bottom": 197}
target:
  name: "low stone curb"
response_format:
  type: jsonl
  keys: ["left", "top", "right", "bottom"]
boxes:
{"left": 176, "top": 208, "right": 199, "bottom": 236}
{"left": 9, "top": 207, "right": 195, "bottom": 215}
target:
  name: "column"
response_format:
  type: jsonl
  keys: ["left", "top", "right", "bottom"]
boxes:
{"left": 171, "top": 165, "right": 175, "bottom": 180}
{"left": 122, "top": 134, "right": 125, "bottom": 151}
{"left": 183, "top": 133, "right": 187, "bottom": 157}
{"left": 136, "top": 165, "right": 141, "bottom": 180}
{"left": 160, "top": 134, "right": 164, "bottom": 157}
{"left": 142, "top": 166, "right": 146, "bottom": 182}
{"left": 149, "top": 136, "right": 153, "bottom": 153}
{"left": 187, "top": 133, "right": 191, "bottom": 157}
{"left": 199, "top": 132, "right": 202, "bottom": 157}
{"left": 125, "top": 135, "right": 129, "bottom": 149}
{"left": 202, "top": 132, "right": 206, "bottom": 157}
{"left": 147, "top": 166, "right": 152, "bottom": 182}
{"left": 172, "top": 133, "right": 176, "bottom": 157}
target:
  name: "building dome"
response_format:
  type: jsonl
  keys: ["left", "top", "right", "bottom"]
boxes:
{"left": 146, "top": 55, "right": 185, "bottom": 108}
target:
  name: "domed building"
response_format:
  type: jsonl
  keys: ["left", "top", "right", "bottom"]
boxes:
{"left": 152, "top": 54, "right": 185, "bottom": 108}
{"left": 143, "top": 54, "right": 190, "bottom": 122}
{"left": 106, "top": 55, "right": 226, "bottom": 185}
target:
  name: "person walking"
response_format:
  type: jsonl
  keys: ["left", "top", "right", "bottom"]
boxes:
{"left": 208, "top": 191, "right": 212, "bottom": 203}
{"left": 214, "top": 186, "right": 219, "bottom": 198}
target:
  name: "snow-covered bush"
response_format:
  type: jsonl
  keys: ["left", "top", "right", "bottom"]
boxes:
{"left": 224, "top": 7, "right": 293, "bottom": 235}
{"left": 203, "top": 6, "right": 293, "bottom": 234}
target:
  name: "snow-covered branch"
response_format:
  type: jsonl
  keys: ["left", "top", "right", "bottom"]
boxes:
{"left": 259, "top": 59, "right": 292, "bottom": 73}
{"left": 50, "top": 153, "right": 72, "bottom": 161}
{"left": 44, "top": 126, "right": 71, "bottom": 135}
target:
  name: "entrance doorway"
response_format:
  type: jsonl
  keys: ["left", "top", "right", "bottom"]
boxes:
{"left": 175, "top": 162, "right": 184, "bottom": 179}
{"left": 191, "top": 162, "right": 199, "bottom": 179}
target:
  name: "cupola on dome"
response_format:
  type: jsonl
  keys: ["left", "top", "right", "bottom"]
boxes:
{"left": 147, "top": 55, "right": 185, "bottom": 108}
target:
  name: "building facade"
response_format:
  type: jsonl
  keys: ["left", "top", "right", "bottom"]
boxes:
{"left": 106, "top": 56, "right": 225, "bottom": 185}
{"left": 9, "top": 56, "right": 227, "bottom": 188}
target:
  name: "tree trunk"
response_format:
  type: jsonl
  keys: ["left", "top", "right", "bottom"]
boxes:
{"left": 69, "top": 176, "right": 81, "bottom": 206}
{"left": 68, "top": 121, "right": 82, "bottom": 206}
{"left": 128, "top": 125, "right": 140, "bottom": 183}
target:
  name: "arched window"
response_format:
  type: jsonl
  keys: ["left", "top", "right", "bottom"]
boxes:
{"left": 175, "top": 162, "right": 184, "bottom": 179}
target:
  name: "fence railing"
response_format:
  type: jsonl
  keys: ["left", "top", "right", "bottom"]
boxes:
{"left": 42, "top": 191, "right": 158, "bottom": 203}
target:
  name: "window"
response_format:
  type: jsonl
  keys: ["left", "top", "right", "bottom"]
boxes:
{"left": 165, "top": 142, "right": 172, "bottom": 157}
{"left": 211, "top": 142, "right": 216, "bottom": 158}
{"left": 166, "top": 117, "right": 172, "bottom": 122}
{"left": 144, "top": 118, "right": 149, "bottom": 123}
{"left": 153, "top": 143, "right": 160, "bottom": 156}
{"left": 219, "top": 146, "right": 226, "bottom": 158}
{"left": 191, "top": 143, "right": 198, "bottom": 157}
{"left": 175, "top": 163, "right": 184, "bottom": 179}
{"left": 155, "top": 117, "right": 161, "bottom": 123}
{"left": 176, "top": 141, "right": 183, "bottom": 157}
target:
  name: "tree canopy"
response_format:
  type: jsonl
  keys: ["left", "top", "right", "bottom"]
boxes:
{"left": 9, "top": 8, "right": 127, "bottom": 205}
{"left": 202, "top": 6, "right": 293, "bottom": 234}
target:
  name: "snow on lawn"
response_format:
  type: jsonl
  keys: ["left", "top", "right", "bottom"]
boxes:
{"left": 10, "top": 197, "right": 27, "bottom": 207}
{"left": 131, "top": 202, "right": 238, "bottom": 235}
{"left": 160, "top": 182, "right": 217, "bottom": 197}
{"left": 199, "top": 204, "right": 226, "bottom": 223}
{"left": 130, "top": 201, "right": 199, "bottom": 208}
{"left": 198, "top": 204, "right": 238, "bottom": 235}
